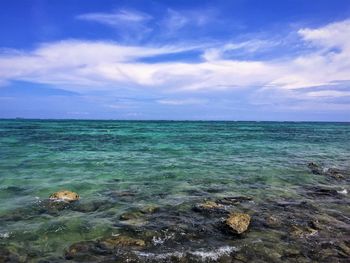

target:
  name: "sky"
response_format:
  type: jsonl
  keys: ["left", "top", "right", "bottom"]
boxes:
{"left": 1, "top": 0, "right": 350, "bottom": 121}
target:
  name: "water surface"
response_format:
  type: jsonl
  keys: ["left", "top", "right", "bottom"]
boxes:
{"left": 0, "top": 120, "right": 349, "bottom": 262}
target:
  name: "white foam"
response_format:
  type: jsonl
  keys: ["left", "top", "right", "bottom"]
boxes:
{"left": 151, "top": 232, "right": 175, "bottom": 246}
{"left": 137, "top": 251, "right": 184, "bottom": 260}
{"left": 152, "top": 236, "right": 165, "bottom": 245}
{"left": 337, "top": 189, "right": 348, "bottom": 195}
{"left": 136, "top": 245, "right": 238, "bottom": 261}
{"left": 0, "top": 232, "right": 10, "bottom": 239}
{"left": 190, "top": 246, "right": 238, "bottom": 261}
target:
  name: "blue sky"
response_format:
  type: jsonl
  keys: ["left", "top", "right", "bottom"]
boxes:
{"left": 1, "top": 0, "right": 350, "bottom": 120}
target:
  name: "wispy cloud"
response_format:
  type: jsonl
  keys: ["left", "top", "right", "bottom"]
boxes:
{"left": 76, "top": 9, "right": 152, "bottom": 26}
{"left": 76, "top": 9, "right": 152, "bottom": 42}
{"left": 162, "top": 8, "right": 215, "bottom": 35}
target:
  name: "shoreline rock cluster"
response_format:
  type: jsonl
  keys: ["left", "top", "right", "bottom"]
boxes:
{"left": 0, "top": 162, "right": 349, "bottom": 262}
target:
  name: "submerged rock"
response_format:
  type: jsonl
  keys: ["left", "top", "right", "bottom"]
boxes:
{"left": 193, "top": 201, "right": 223, "bottom": 212}
{"left": 290, "top": 225, "right": 318, "bottom": 239}
{"left": 65, "top": 236, "right": 146, "bottom": 261}
{"left": 0, "top": 246, "right": 22, "bottom": 262}
{"left": 324, "top": 168, "right": 345, "bottom": 179}
{"left": 65, "top": 241, "right": 107, "bottom": 261}
{"left": 306, "top": 187, "right": 341, "bottom": 198}
{"left": 120, "top": 206, "right": 159, "bottom": 221}
{"left": 120, "top": 211, "right": 143, "bottom": 221}
{"left": 49, "top": 190, "right": 79, "bottom": 202}
{"left": 100, "top": 235, "right": 146, "bottom": 248}
{"left": 308, "top": 162, "right": 322, "bottom": 175}
{"left": 216, "top": 196, "right": 253, "bottom": 206}
{"left": 265, "top": 215, "right": 281, "bottom": 227}
{"left": 139, "top": 205, "right": 159, "bottom": 214}
{"left": 225, "top": 212, "right": 251, "bottom": 234}
{"left": 307, "top": 162, "right": 347, "bottom": 179}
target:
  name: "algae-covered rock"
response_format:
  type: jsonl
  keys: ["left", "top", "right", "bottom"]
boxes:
{"left": 49, "top": 190, "right": 79, "bottom": 202}
{"left": 225, "top": 212, "right": 251, "bottom": 234}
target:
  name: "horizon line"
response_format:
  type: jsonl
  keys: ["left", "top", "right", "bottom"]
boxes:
{"left": 0, "top": 118, "right": 349, "bottom": 123}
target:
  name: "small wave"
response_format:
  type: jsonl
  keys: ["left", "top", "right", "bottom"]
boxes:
{"left": 137, "top": 251, "right": 184, "bottom": 260}
{"left": 190, "top": 246, "right": 239, "bottom": 261}
{"left": 136, "top": 245, "right": 238, "bottom": 261}
{"left": 151, "top": 232, "right": 175, "bottom": 246}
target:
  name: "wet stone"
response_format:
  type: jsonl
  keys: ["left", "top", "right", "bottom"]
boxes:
{"left": 225, "top": 213, "right": 251, "bottom": 234}
{"left": 49, "top": 190, "right": 80, "bottom": 202}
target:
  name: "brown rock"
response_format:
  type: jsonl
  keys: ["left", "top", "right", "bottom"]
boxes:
{"left": 225, "top": 212, "right": 251, "bottom": 234}
{"left": 49, "top": 190, "right": 80, "bottom": 202}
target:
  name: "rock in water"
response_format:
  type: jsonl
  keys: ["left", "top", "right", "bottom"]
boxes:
{"left": 308, "top": 162, "right": 322, "bottom": 175}
{"left": 49, "top": 190, "right": 79, "bottom": 202}
{"left": 225, "top": 213, "right": 251, "bottom": 234}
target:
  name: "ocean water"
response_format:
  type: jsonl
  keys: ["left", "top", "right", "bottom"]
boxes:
{"left": 0, "top": 120, "right": 349, "bottom": 262}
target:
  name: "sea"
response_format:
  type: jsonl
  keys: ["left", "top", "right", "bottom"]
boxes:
{"left": 0, "top": 120, "right": 349, "bottom": 262}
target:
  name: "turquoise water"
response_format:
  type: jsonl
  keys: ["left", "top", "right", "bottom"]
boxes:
{"left": 0, "top": 120, "right": 349, "bottom": 262}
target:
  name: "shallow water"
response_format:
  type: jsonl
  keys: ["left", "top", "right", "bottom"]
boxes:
{"left": 0, "top": 120, "right": 349, "bottom": 262}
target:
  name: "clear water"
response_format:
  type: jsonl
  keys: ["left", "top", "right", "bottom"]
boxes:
{"left": 0, "top": 120, "right": 349, "bottom": 262}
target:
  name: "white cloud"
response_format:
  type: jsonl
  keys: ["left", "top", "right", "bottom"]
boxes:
{"left": 0, "top": 18, "right": 350, "bottom": 107}
{"left": 298, "top": 19, "right": 350, "bottom": 49}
